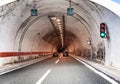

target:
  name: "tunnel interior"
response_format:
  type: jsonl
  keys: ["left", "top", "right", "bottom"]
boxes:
{"left": 0, "top": 0, "right": 120, "bottom": 69}
{"left": 14, "top": 0, "right": 105, "bottom": 59}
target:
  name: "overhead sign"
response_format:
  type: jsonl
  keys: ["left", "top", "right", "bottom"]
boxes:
{"left": 67, "top": 8, "right": 74, "bottom": 16}
{"left": 31, "top": 8, "right": 38, "bottom": 16}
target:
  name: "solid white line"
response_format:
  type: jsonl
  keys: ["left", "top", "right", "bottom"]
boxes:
{"left": 0, "top": 56, "right": 51, "bottom": 76}
{"left": 36, "top": 69, "right": 51, "bottom": 84}
{"left": 55, "top": 59, "right": 60, "bottom": 64}
{"left": 74, "top": 58, "right": 118, "bottom": 84}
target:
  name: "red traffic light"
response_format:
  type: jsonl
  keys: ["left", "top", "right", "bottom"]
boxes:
{"left": 100, "top": 23, "right": 106, "bottom": 32}
{"left": 101, "top": 23, "right": 105, "bottom": 28}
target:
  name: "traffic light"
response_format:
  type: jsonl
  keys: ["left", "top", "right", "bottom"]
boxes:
{"left": 100, "top": 23, "right": 106, "bottom": 38}
{"left": 31, "top": 8, "right": 38, "bottom": 16}
{"left": 67, "top": 8, "right": 74, "bottom": 16}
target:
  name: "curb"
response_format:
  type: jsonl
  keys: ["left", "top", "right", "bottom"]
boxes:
{"left": 0, "top": 56, "right": 52, "bottom": 75}
{"left": 71, "top": 55, "right": 120, "bottom": 84}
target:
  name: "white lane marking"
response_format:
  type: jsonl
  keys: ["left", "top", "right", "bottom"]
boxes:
{"left": 0, "top": 56, "right": 51, "bottom": 76}
{"left": 55, "top": 59, "right": 60, "bottom": 64}
{"left": 75, "top": 58, "right": 118, "bottom": 84}
{"left": 36, "top": 69, "right": 51, "bottom": 84}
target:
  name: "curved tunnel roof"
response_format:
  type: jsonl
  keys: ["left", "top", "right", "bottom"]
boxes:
{"left": 0, "top": 0, "right": 119, "bottom": 50}
{"left": 0, "top": 0, "right": 119, "bottom": 51}
{"left": 14, "top": 0, "right": 103, "bottom": 50}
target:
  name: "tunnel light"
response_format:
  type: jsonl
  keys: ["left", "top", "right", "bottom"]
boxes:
{"left": 60, "top": 32, "right": 62, "bottom": 34}
{"left": 59, "top": 26, "right": 62, "bottom": 28}
{"left": 59, "top": 28, "right": 62, "bottom": 32}
{"left": 59, "top": 28, "right": 62, "bottom": 30}
{"left": 59, "top": 29, "right": 62, "bottom": 32}
{"left": 56, "top": 19, "right": 61, "bottom": 22}
{"left": 58, "top": 26, "right": 62, "bottom": 30}
{"left": 57, "top": 22, "right": 61, "bottom": 25}
{"left": 58, "top": 26, "right": 62, "bottom": 28}
{"left": 87, "top": 41, "right": 91, "bottom": 45}
{"left": 59, "top": 28, "right": 62, "bottom": 31}
{"left": 58, "top": 26, "right": 62, "bottom": 29}
{"left": 58, "top": 25, "right": 62, "bottom": 27}
{"left": 51, "top": 17, "right": 57, "bottom": 20}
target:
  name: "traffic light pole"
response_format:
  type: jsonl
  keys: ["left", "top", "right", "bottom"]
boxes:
{"left": 90, "top": 44, "right": 93, "bottom": 60}
{"left": 69, "top": 0, "right": 72, "bottom": 8}
{"left": 88, "top": 38, "right": 93, "bottom": 60}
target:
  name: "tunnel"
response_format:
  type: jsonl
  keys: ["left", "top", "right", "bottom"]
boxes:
{"left": 0, "top": 0, "right": 120, "bottom": 84}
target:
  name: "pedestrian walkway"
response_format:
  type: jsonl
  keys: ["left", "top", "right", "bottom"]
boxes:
{"left": 0, "top": 55, "right": 52, "bottom": 75}
{"left": 71, "top": 55, "right": 120, "bottom": 83}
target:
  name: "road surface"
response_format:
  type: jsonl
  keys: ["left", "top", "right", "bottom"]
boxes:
{"left": 0, "top": 56, "right": 111, "bottom": 84}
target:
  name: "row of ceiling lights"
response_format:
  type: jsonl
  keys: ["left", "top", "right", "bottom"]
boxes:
{"left": 51, "top": 17, "right": 64, "bottom": 47}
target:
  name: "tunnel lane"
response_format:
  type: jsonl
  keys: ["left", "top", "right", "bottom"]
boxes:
{"left": 0, "top": 56, "right": 111, "bottom": 84}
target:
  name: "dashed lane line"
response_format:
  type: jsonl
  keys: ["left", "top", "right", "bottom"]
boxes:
{"left": 55, "top": 59, "right": 60, "bottom": 64}
{"left": 36, "top": 69, "right": 51, "bottom": 84}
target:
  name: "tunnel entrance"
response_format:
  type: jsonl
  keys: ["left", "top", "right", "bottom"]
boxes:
{"left": 1, "top": 0, "right": 120, "bottom": 69}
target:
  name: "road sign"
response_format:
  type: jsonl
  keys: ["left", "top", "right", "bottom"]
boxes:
{"left": 31, "top": 8, "right": 38, "bottom": 16}
{"left": 67, "top": 8, "right": 74, "bottom": 16}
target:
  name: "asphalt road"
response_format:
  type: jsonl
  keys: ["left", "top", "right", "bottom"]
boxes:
{"left": 0, "top": 56, "right": 111, "bottom": 84}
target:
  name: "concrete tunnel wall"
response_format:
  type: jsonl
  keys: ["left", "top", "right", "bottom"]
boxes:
{"left": 0, "top": 1, "right": 55, "bottom": 66}
{"left": 0, "top": 0, "right": 120, "bottom": 69}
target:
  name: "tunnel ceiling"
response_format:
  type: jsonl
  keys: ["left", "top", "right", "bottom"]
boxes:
{"left": 42, "top": 30, "right": 77, "bottom": 48}
{"left": 0, "top": 0, "right": 118, "bottom": 51}
{"left": 17, "top": 0, "right": 102, "bottom": 49}
{"left": 1, "top": 0, "right": 120, "bottom": 69}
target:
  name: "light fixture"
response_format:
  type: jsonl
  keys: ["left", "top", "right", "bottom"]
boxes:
{"left": 57, "top": 19, "right": 61, "bottom": 22}
{"left": 51, "top": 17, "right": 57, "bottom": 20}
{"left": 59, "top": 24, "right": 62, "bottom": 26}
{"left": 59, "top": 26, "right": 62, "bottom": 28}
{"left": 58, "top": 24, "right": 62, "bottom": 26}
{"left": 48, "top": 15, "right": 64, "bottom": 48}
{"left": 87, "top": 41, "right": 90, "bottom": 45}
{"left": 58, "top": 22, "right": 61, "bottom": 25}
{"left": 58, "top": 26, "right": 61, "bottom": 29}
{"left": 59, "top": 28, "right": 62, "bottom": 31}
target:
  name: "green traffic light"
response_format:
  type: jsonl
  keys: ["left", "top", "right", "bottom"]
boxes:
{"left": 100, "top": 32, "right": 105, "bottom": 37}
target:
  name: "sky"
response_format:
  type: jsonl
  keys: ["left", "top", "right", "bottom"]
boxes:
{"left": 112, "top": 0, "right": 120, "bottom": 4}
